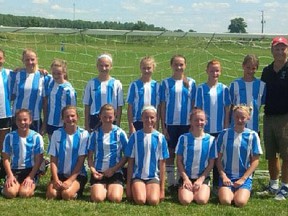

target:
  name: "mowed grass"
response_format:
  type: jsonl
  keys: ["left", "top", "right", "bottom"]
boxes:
{"left": 1, "top": 33, "right": 286, "bottom": 215}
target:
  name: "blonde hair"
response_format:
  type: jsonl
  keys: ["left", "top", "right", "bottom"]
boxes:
{"left": 51, "top": 59, "right": 68, "bottom": 80}
{"left": 15, "top": 108, "right": 32, "bottom": 120}
{"left": 61, "top": 105, "right": 78, "bottom": 120}
{"left": 97, "top": 53, "right": 113, "bottom": 64}
{"left": 99, "top": 104, "right": 115, "bottom": 116}
{"left": 140, "top": 56, "right": 156, "bottom": 68}
{"left": 233, "top": 104, "right": 253, "bottom": 116}
{"left": 189, "top": 108, "right": 207, "bottom": 121}
{"left": 22, "top": 48, "right": 39, "bottom": 72}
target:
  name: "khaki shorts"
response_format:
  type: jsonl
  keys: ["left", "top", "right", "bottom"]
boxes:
{"left": 263, "top": 113, "right": 288, "bottom": 159}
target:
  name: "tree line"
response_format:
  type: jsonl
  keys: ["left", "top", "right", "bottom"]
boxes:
{"left": 0, "top": 14, "right": 166, "bottom": 31}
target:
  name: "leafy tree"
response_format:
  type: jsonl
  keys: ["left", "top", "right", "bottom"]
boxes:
{"left": 228, "top": 17, "right": 247, "bottom": 33}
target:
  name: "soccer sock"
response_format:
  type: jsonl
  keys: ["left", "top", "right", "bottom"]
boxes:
{"left": 166, "top": 165, "right": 175, "bottom": 187}
{"left": 281, "top": 182, "right": 288, "bottom": 188}
{"left": 270, "top": 179, "right": 279, "bottom": 189}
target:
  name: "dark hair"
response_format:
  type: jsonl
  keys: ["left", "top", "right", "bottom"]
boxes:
{"left": 170, "top": 54, "right": 189, "bottom": 88}
{"left": 242, "top": 54, "right": 259, "bottom": 69}
{"left": 61, "top": 105, "right": 78, "bottom": 120}
{"left": 15, "top": 108, "right": 32, "bottom": 120}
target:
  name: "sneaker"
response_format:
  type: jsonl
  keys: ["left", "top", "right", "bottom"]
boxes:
{"left": 275, "top": 186, "right": 288, "bottom": 200}
{"left": 256, "top": 185, "right": 278, "bottom": 196}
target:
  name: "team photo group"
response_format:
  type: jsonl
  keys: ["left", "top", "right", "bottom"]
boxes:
{"left": 0, "top": 36, "right": 288, "bottom": 207}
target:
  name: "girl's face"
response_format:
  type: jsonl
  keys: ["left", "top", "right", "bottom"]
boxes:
{"left": 242, "top": 62, "right": 257, "bottom": 80}
{"left": 190, "top": 112, "right": 206, "bottom": 130}
{"left": 100, "top": 109, "right": 115, "bottom": 125}
{"left": 140, "top": 61, "right": 154, "bottom": 76}
{"left": 171, "top": 57, "right": 186, "bottom": 74}
{"left": 63, "top": 108, "right": 78, "bottom": 127}
{"left": 207, "top": 63, "right": 221, "bottom": 81}
{"left": 97, "top": 58, "right": 112, "bottom": 74}
{"left": 0, "top": 51, "right": 5, "bottom": 67}
{"left": 52, "top": 66, "right": 66, "bottom": 83}
{"left": 16, "top": 112, "right": 32, "bottom": 132}
{"left": 272, "top": 43, "right": 288, "bottom": 62}
{"left": 142, "top": 109, "right": 156, "bottom": 130}
{"left": 23, "top": 51, "right": 38, "bottom": 72}
{"left": 233, "top": 108, "right": 250, "bottom": 127}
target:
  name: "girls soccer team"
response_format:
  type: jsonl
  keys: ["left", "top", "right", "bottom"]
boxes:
{"left": 0, "top": 48, "right": 267, "bottom": 207}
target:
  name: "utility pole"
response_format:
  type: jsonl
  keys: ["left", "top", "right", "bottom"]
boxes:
{"left": 261, "top": 10, "right": 265, "bottom": 34}
{"left": 73, "top": 2, "right": 75, "bottom": 21}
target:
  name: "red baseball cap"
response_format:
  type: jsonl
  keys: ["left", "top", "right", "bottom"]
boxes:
{"left": 272, "top": 36, "right": 288, "bottom": 46}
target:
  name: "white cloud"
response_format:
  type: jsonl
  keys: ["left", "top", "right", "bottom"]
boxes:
{"left": 32, "top": 0, "right": 49, "bottom": 4}
{"left": 121, "top": 2, "right": 137, "bottom": 11}
{"left": 236, "top": 0, "right": 260, "bottom": 3}
{"left": 168, "top": 5, "right": 185, "bottom": 14}
{"left": 264, "top": 1, "right": 280, "bottom": 8}
{"left": 192, "top": 2, "right": 230, "bottom": 10}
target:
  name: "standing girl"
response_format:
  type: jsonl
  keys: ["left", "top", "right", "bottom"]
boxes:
{"left": 216, "top": 105, "right": 262, "bottom": 207}
{"left": 44, "top": 59, "right": 77, "bottom": 140}
{"left": 176, "top": 109, "right": 216, "bottom": 205}
{"left": 11, "top": 48, "right": 49, "bottom": 133}
{"left": 2, "top": 109, "right": 44, "bottom": 198}
{"left": 160, "top": 55, "right": 196, "bottom": 191}
{"left": 46, "top": 105, "right": 89, "bottom": 200}
{"left": 88, "top": 104, "right": 128, "bottom": 203}
{"left": 194, "top": 60, "right": 231, "bottom": 190}
{"left": 125, "top": 106, "right": 169, "bottom": 205}
{"left": 0, "top": 49, "right": 13, "bottom": 179}
{"left": 127, "top": 56, "right": 160, "bottom": 135}
{"left": 83, "top": 53, "right": 124, "bottom": 132}
{"left": 229, "top": 54, "right": 266, "bottom": 133}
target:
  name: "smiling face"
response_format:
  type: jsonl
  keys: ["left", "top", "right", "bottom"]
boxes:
{"left": 140, "top": 60, "right": 155, "bottom": 77}
{"left": 190, "top": 110, "right": 206, "bottom": 131}
{"left": 100, "top": 108, "right": 115, "bottom": 125}
{"left": 142, "top": 109, "right": 157, "bottom": 132}
{"left": 52, "top": 66, "right": 66, "bottom": 84}
{"left": 97, "top": 57, "right": 112, "bottom": 74}
{"left": 22, "top": 50, "right": 38, "bottom": 73}
{"left": 206, "top": 63, "right": 221, "bottom": 82}
{"left": 62, "top": 107, "right": 78, "bottom": 128}
{"left": 16, "top": 110, "right": 32, "bottom": 134}
{"left": 233, "top": 108, "right": 250, "bottom": 128}
{"left": 272, "top": 43, "right": 288, "bottom": 62}
{"left": 242, "top": 61, "right": 257, "bottom": 81}
{"left": 171, "top": 56, "right": 186, "bottom": 75}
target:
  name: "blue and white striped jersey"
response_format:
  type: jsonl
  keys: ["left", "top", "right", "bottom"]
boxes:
{"left": 3, "top": 129, "right": 44, "bottom": 170}
{"left": 47, "top": 127, "right": 89, "bottom": 177}
{"left": 175, "top": 132, "right": 216, "bottom": 179}
{"left": 160, "top": 77, "right": 196, "bottom": 125}
{"left": 216, "top": 128, "right": 262, "bottom": 179}
{"left": 126, "top": 79, "right": 160, "bottom": 122}
{"left": 88, "top": 125, "right": 128, "bottom": 172}
{"left": 195, "top": 82, "right": 231, "bottom": 133}
{"left": 83, "top": 77, "right": 124, "bottom": 115}
{"left": 125, "top": 129, "right": 169, "bottom": 180}
{"left": 229, "top": 78, "right": 266, "bottom": 132}
{"left": 46, "top": 80, "right": 77, "bottom": 127}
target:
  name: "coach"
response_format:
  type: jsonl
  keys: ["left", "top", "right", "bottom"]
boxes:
{"left": 260, "top": 36, "right": 288, "bottom": 200}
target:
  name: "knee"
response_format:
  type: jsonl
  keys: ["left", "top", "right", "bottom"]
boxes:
{"left": 133, "top": 197, "right": 146, "bottom": 205}
{"left": 61, "top": 190, "right": 77, "bottom": 200}
{"left": 18, "top": 189, "right": 33, "bottom": 198}
{"left": 146, "top": 197, "right": 160, "bottom": 206}
{"left": 3, "top": 189, "right": 18, "bottom": 199}
{"left": 179, "top": 198, "right": 191, "bottom": 205}
{"left": 108, "top": 194, "right": 122, "bottom": 203}
{"left": 234, "top": 198, "right": 247, "bottom": 208}
{"left": 90, "top": 194, "right": 105, "bottom": 203}
{"left": 219, "top": 196, "right": 232, "bottom": 205}
{"left": 195, "top": 197, "right": 208, "bottom": 205}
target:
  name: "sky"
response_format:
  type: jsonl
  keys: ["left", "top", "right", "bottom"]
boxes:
{"left": 1, "top": 0, "right": 288, "bottom": 34}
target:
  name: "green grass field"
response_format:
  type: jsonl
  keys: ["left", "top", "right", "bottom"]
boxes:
{"left": 1, "top": 33, "right": 287, "bottom": 215}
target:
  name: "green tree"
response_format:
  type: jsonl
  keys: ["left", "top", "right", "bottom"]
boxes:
{"left": 228, "top": 17, "right": 247, "bottom": 33}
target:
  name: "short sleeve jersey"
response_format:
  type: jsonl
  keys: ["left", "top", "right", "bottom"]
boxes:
{"left": 229, "top": 78, "right": 266, "bottom": 131}
{"left": 216, "top": 128, "right": 262, "bottom": 179}
{"left": 46, "top": 80, "right": 77, "bottom": 127}
{"left": 126, "top": 79, "right": 160, "bottom": 122}
{"left": 3, "top": 130, "right": 44, "bottom": 170}
{"left": 88, "top": 125, "right": 128, "bottom": 172}
{"left": 175, "top": 132, "right": 216, "bottom": 179}
{"left": 47, "top": 127, "right": 89, "bottom": 177}
{"left": 195, "top": 82, "right": 231, "bottom": 133}
{"left": 82, "top": 77, "right": 124, "bottom": 115}
{"left": 160, "top": 77, "right": 196, "bottom": 125}
{"left": 124, "top": 129, "right": 169, "bottom": 180}
{"left": 12, "top": 70, "right": 49, "bottom": 120}
{"left": 0, "top": 68, "right": 12, "bottom": 118}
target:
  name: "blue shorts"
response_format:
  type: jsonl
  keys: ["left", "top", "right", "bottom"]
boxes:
{"left": 166, "top": 125, "right": 190, "bottom": 148}
{"left": 219, "top": 177, "right": 252, "bottom": 192}
{"left": 47, "top": 124, "right": 61, "bottom": 135}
